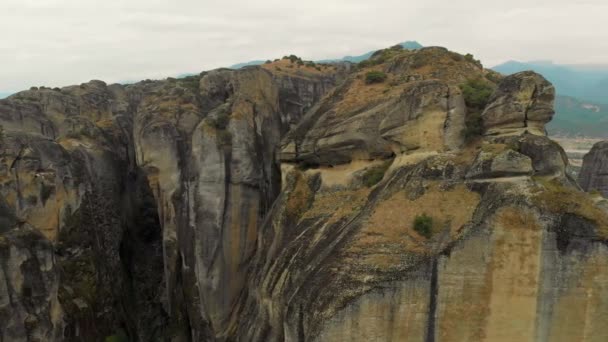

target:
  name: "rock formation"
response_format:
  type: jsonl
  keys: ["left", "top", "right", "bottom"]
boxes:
{"left": 579, "top": 140, "right": 608, "bottom": 196}
{"left": 1, "top": 46, "right": 608, "bottom": 342}
{"left": 482, "top": 71, "right": 555, "bottom": 136}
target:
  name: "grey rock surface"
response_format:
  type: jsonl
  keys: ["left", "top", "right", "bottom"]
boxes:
{"left": 579, "top": 141, "right": 608, "bottom": 196}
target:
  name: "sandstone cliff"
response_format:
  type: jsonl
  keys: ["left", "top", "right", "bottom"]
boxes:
{"left": 1, "top": 46, "right": 607, "bottom": 342}
{"left": 579, "top": 141, "right": 608, "bottom": 197}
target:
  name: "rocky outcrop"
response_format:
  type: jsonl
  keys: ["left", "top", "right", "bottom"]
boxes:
{"left": 280, "top": 47, "right": 489, "bottom": 167}
{"left": 1, "top": 45, "right": 608, "bottom": 342}
{"left": 0, "top": 63, "right": 336, "bottom": 340}
{"left": 482, "top": 71, "right": 555, "bottom": 136}
{"left": 579, "top": 141, "right": 608, "bottom": 196}
{"left": 261, "top": 60, "right": 352, "bottom": 133}
{"left": 0, "top": 225, "right": 63, "bottom": 342}
{"left": 0, "top": 80, "right": 167, "bottom": 341}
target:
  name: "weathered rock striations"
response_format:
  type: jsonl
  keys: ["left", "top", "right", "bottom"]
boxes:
{"left": 579, "top": 141, "right": 608, "bottom": 197}
{"left": 482, "top": 71, "right": 555, "bottom": 136}
{"left": 261, "top": 59, "right": 352, "bottom": 133}
{"left": 1, "top": 46, "right": 608, "bottom": 342}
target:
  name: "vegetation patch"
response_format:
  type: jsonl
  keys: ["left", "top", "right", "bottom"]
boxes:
{"left": 413, "top": 214, "right": 433, "bottom": 238}
{"left": 361, "top": 160, "right": 392, "bottom": 187}
{"left": 302, "top": 188, "right": 370, "bottom": 225}
{"left": 494, "top": 207, "right": 541, "bottom": 231}
{"left": 464, "top": 53, "right": 482, "bottom": 68}
{"left": 104, "top": 330, "right": 129, "bottom": 342}
{"left": 365, "top": 71, "right": 388, "bottom": 84}
{"left": 177, "top": 75, "right": 200, "bottom": 92}
{"left": 532, "top": 177, "right": 608, "bottom": 236}
{"left": 357, "top": 184, "right": 480, "bottom": 255}
{"left": 460, "top": 78, "right": 495, "bottom": 142}
{"left": 285, "top": 171, "right": 313, "bottom": 220}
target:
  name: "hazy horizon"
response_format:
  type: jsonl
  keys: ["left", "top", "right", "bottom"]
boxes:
{"left": 2, "top": 0, "right": 607, "bottom": 93}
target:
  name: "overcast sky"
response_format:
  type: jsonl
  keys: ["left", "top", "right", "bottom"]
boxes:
{"left": 1, "top": 0, "right": 607, "bottom": 93}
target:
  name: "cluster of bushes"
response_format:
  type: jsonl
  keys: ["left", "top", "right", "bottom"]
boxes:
{"left": 178, "top": 75, "right": 200, "bottom": 92}
{"left": 280, "top": 55, "right": 322, "bottom": 70}
{"left": 362, "top": 161, "right": 391, "bottom": 187}
{"left": 365, "top": 71, "right": 388, "bottom": 84}
{"left": 283, "top": 55, "right": 303, "bottom": 64}
{"left": 460, "top": 78, "right": 494, "bottom": 142}
{"left": 413, "top": 214, "right": 433, "bottom": 238}
{"left": 464, "top": 53, "right": 483, "bottom": 68}
{"left": 358, "top": 47, "right": 403, "bottom": 68}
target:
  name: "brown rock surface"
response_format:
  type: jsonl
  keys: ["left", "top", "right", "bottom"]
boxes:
{"left": 1, "top": 46, "right": 607, "bottom": 342}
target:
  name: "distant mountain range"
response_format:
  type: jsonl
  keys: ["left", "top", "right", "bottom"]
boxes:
{"left": 547, "top": 96, "right": 608, "bottom": 137}
{"left": 228, "top": 41, "right": 423, "bottom": 69}
{"left": 315, "top": 41, "right": 423, "bottom": 64}
{"left": 492, "top": 61, "right": 608, "bottom": 137}
{"left": 0, "top": 92, "right": 12, "bottom": 99}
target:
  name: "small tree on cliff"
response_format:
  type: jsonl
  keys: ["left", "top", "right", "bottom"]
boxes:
{"left": 460, "top": 78, "right": 494, "bottom": 142}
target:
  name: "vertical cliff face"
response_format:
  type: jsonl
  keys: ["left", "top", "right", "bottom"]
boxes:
{"left": 579, "top": 141, "right": 608, "bottom": 197}
{"left": 0, "top": 62, "right": 341, "bottom": 340}
{"left": 131, "top": 68, "right": 285, "bottom": 339}
{"left": 260, "top": 59, "right": 352, "bottom": 133}
{"left": 1, "top": 46, "right": 608, "bottom": 342}
{"left": 0, "top": 81, "right": 167, "bottom": 341}
{"left": 0, "top": 225, "right": 63, "bottom": 342}
{"left": 231, "top": 50, "right": 608, "bottom": 342}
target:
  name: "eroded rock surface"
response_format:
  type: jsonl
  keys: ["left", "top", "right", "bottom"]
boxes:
{"left": 579, "top": 141, "right": 608, "bottom": 197}
{"left": 1, "top": 46, "right": 607, "bottom": 342}
{"left": 482, "top": 71, "right": 555, "bottom": 136}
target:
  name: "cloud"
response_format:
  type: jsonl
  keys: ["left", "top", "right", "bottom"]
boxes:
{"left": 1, "top": 0, "right": 607, "bottom": 92}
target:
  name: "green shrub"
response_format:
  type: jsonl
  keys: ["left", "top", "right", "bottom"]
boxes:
{"left": 358, "top": 60, "right": 372, "bottom": 68}
{"left": 413, "top": 214, "right": 433, "bottom": 238}
{"left": 460, "top": 78, "right": 494, "bottom": 141}
{"left": 104, "top": 330, "right": 129, "bottom": 342}
{"left": 178, "top": 75, "right": 200, "bottom": 92}
{"left": 365, "top": 71, "right": 388, "bottom": 84}
{"left": 462, "top": 112, "right": 484, "bottom": 142}
{"left": 464, "top": 53, "right": 482, "bottom": 68}
{"left": 484, "top": 71, "right": 502, "bottom": 84}
{"left": 460, "top": 78, "right": 493, "bottom": 110}
{"left": 450, "top": 53, "right": 464, "bottom": 62}
{"left": 362, "top": 161, "right": 391, "bottom": 187}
